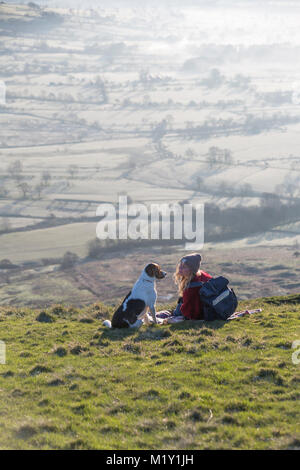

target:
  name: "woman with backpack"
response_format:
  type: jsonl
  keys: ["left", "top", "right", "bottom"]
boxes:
{"left": 172, "top": 253, "right": 213, "bottom": 320}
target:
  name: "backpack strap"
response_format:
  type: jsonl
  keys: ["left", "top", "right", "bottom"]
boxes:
{"left": 187, "top": 281, "right": 204, "bottom": 289}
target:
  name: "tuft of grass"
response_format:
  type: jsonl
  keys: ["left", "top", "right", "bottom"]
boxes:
{"left": 36, "top": 312, "right": 55, "bottom": 323}
{"left": 51, "top": 346, "right": 67, "bottom": 357}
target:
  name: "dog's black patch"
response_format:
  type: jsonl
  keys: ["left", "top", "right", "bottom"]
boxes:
{"left": 112, "top": 292, "right": 146, "bottom": 328}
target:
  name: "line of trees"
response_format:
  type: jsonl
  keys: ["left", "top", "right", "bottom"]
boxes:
{"left": 1, "top": 160, "right": 81, "bottom": 201}
{"left": 85, "top": 194, "right": 300, "bottom": 257}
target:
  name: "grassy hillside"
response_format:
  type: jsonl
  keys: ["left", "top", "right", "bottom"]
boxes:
{"left": 0, "top": 294, "right": 299, "bottom": 450}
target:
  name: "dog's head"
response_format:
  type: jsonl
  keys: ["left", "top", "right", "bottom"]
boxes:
{"left": 144, "top": 263, "right": 167, "bottom": 279}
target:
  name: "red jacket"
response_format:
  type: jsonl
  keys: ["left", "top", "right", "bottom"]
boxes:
{"left": 180, "top": 271, "right": 213, "bottom": 320}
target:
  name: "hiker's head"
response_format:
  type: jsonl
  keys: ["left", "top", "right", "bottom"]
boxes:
{"left": 173, "top": 253, "right": 202, "bottom": 296}
{"left": 178, "top": 253, "right": 201, "bottom": 276}
{"left": 178, "top": 259, "right": 193, "bottom": 277}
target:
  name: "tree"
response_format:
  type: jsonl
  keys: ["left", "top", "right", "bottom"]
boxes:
{"left": 207, "top": 147, "right": 218, "bottom": 168}
{"left": 239, "top": 183, "right": 254, "bottom": 197}
{"left": 7, "top": 160, "right": 23, "bottom": 181}
{"left": 35, "top": 183, "right": 44, "bottom": 199}
{"left": 165, "top": 114, "right": 174, "bottom": 130}
{"left": 94, "top": 76, "right": 108, "bottom": 104}
{"left": 0, "top": 187, "right": 8, "bottom": 198}
{"left": 42, "top": 170, "right": 51, "bottom": 186}
{"left": 202, "top": 68, "right": 225, "bottom": 89}
{"left": 28, "top": 2, "right": 41, "bottom": 10}
{"left": 185, "top": 148, "right": 195, "bottom": 157}
{"left": 195, "top": 176, "right": 205, "bottom": 191}
{"left": 151, "top": 119, "right": 168, "bottom": 142}
{"left": 139, "top": 69, "right": 150, "bottom": 83}
{"left": 218, "top": 180, "right": 231, "bottom": 196}
{"left": 17, "top": 182, "right": 31, "bottom": 199}
{"left": 60, "top": 251, "right": 79, "bottom": 270}
{"left": 260, "top": 192, "right": 282, "bottom": 210}
{"left": 68, "top": 164, "right": 79, "bottom": 179}
{"left": 224, "top": 149, "right": 233, "bottom": 165}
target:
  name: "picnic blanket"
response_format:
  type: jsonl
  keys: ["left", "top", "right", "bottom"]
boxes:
{"left": 155, "top": 310, "right": 185, "bottom": 324}
{"left": 153, "top": 308, "right": 263, "bottom": 324}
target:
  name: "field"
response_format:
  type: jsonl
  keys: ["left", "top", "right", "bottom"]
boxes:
{"left": 0, "top": 293, "right": 299, "bottom": 450}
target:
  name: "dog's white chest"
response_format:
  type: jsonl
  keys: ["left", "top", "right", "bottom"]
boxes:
{"left": 133, "top": 279, "right": 156, "bottom": 303}
{"left": 123, "top": 278, "right": 156, "bottom": 311}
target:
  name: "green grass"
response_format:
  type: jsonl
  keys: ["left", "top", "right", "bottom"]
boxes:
{"left": 0, "top": 295, "right": 299, "bottom": 450}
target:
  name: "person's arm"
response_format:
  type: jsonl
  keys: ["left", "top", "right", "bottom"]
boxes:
{"left": 180, "top": 287, "right": 195, "bottom": 320}
{"left": 171, "top": 297, "right": 183, "bottom": 316}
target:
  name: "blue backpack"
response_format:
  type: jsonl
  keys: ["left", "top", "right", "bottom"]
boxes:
{"left": 188, "top": 276, "right": 238, "bottom": 321}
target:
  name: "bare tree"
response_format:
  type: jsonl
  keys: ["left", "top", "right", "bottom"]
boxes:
{"left": 239, "top": 183, "right": 254, "bottom": 197}
{"left": 42, "top": 170, "right": 52, "bottom": 186}
{"left": 35, "top": 183, "right": 44, "bottom": 199}
{"left": 224, "top": 149, "right": 233, "bottom": 165}
{"left": 207, "top": 147, "right": 218, "bottom": 168}
{"left": 18, "top": 182, "right": 31, "bottom": 199}
{"left": 0, "top": 187, "right": 8, "bottom": 198}
{"left": 7, "top": 160, "right": 23, "bottom": 181}
{"left": 260, "top": 192, "right": 282, "bottom": 210}
{"left": 68, "top": 164, "right": 79, "bottom": 179}
{"left": 151, "top": 119, "right": 168, "bottom": 142}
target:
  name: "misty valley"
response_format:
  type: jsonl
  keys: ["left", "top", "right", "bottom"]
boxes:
{"left": 0, "top": 0, "right": 299, "bottom": 307}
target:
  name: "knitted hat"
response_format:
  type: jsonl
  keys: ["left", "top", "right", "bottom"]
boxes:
{"left": 179, "top": 253, "right": 202, "bottom": 274}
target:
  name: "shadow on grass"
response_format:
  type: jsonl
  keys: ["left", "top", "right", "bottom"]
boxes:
{"left": 168, "top": 319, "right": 226, "bottom": 332}
{"left": 99, "top": 327, "right": 138, "bottom": 342}
{"left": 99, "top": 319, "right": 226, "bottom": 344}
{"left": 261, "top": 293, "right": 300, "bottom": 305}
{"left": 98, "top": 294, "right": 236, "bottom": 342}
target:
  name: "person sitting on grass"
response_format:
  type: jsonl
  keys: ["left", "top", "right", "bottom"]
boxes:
{"left": 172, "top": 253, "right": 212, "bottom": 320}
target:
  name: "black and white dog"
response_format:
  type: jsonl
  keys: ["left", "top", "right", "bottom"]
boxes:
{"left": 103, "top": 263, "right": 167, "bottom": 328}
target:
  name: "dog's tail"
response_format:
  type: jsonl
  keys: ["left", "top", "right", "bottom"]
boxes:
{"left": 103, "top": 319, "right": 112, "bottom": 328}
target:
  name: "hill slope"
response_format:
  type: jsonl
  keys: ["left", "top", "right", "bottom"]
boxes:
{"left": 0, "top": 295, "right": 299, "bottom": 450}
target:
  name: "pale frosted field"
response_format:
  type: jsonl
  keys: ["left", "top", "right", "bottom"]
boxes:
{"left": 206, "top": 232, "right": 300, "bottom": 251}
{"left": 0, "top": 1, "right": 300, "bottom": 266}
{"left": 0, "top": 222, "right": 96, "bottom": 263}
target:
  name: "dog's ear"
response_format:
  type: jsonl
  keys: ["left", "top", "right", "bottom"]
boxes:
{"left": 145, "top": 263, "right": 165, "bottom": 279}
{"left": 154, "top": 263, "right": 162, "bottom": 279}
{"left": 145, "top": 263, "right": 156, "bottom": 277}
